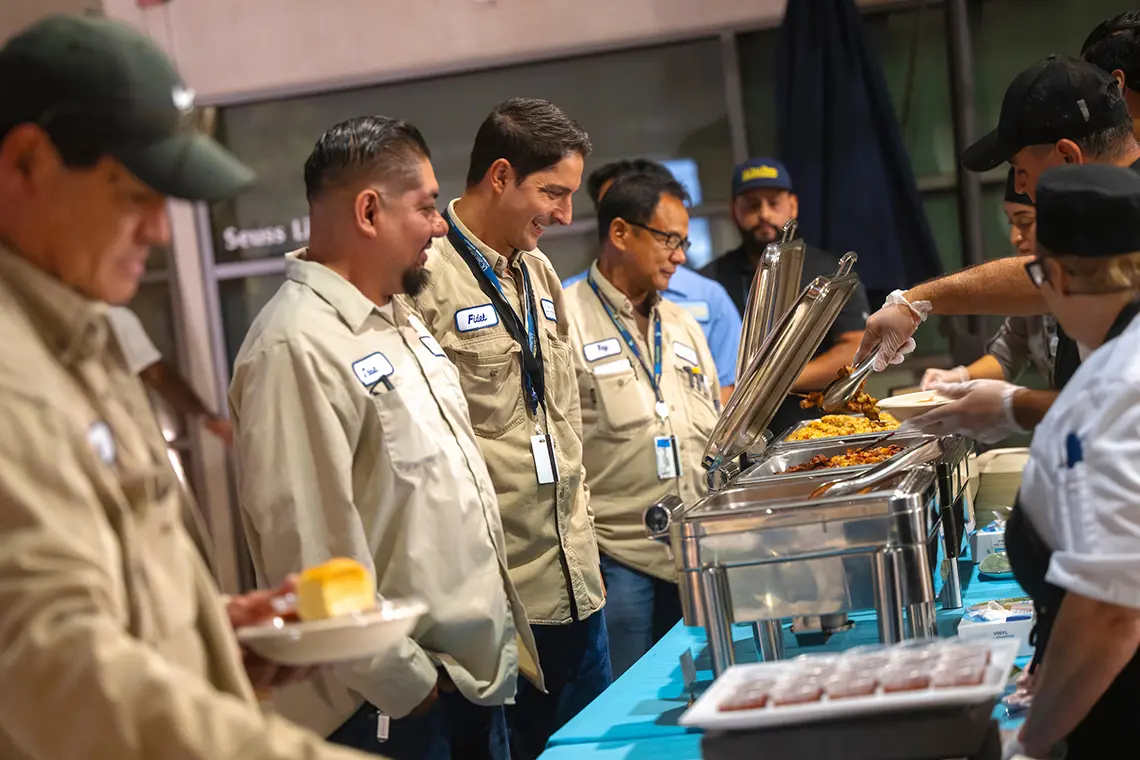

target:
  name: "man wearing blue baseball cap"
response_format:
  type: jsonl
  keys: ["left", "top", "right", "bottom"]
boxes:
{"left": 701, "top": 158, "right": 870, "bottom": 436}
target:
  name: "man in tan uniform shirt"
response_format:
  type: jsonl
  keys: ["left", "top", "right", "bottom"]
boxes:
{"left": 563, "top": 172, "right": 720, "bottom": 678}
{"left": 410, "top": 98, "right": 608, "bottom": 760}
{"left": 230, "top": 117, "right": 538, "bottom": 760}
{"left": 0, "top": 15, "right": 383, "bottom": 760}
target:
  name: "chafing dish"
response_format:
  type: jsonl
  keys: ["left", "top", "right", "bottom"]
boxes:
{"left": 771, "top": 416, "right": 899, "bottom": 447}
{"left": 736, "top": 432, "right": 933, "bottom": 482}
{"left": 706, "top": 253, "right": 860, "bottom": 475}
{"left": 650, "top": 463, "right": 942, "bottom": 676}
{"left": 735, "top": 220, "right": 805, "bottom": 381}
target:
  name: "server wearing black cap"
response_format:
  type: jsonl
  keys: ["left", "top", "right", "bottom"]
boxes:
{"left": 1002, "top": 164, "right": 1140, "bottom": 760}
{"left": 1082, "top": 11, "right": 1140, "bottom": 141}
{"left": 858, "top": 56, "right": 1140, "bottom": 443}
{"left": 921, "top": 170, "right": 1059, "bottom": 391}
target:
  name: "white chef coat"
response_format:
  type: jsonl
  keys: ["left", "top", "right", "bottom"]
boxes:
{"left": 1019, "top": 311, "right": 1140, "bottom": 610}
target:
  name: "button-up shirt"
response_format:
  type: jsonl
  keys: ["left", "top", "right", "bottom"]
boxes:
{"left": 985, "top": 315, "right": 1058, "bottom": 386}
{"left": 563, "top": 262, "right": 721, "bottom": 581}
{"left": 412, "top": 200, "right": 604, "bottom": 625}
{"left": 564, "top": 265, "right": 743, "bottom": 388}
{"left": 1020, "top": 309, "right": 1140, "bottom": 610}
{"left": 0, "top": 245, "right": 368, "bottom": 760}
{"left": 229, "top": 251, "right": 539, "bottom": 732}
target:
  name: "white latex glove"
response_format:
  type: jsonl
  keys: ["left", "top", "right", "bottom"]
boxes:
{"left": 921, "top": 365, "right": 968, "bottom": 390}
{"left": 855, "top": 290, "right": 932, "bottom": 371}
{"left": 899, "top": 379, "right": 1027, "bottom": 444}
{"left": 1002, "top": 736, "right": 1033, "bottom": 760}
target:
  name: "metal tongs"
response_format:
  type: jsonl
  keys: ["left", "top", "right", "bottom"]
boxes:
{"left": 809, "top": 438, "right": 944, "bottom": 499}
{"left": 818, "top": 346, "right": 881, "bottom": 413}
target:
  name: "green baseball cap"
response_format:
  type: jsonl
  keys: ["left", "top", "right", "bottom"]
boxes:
{"left": 0, "top": 15, "right": 254, "bottom": 202}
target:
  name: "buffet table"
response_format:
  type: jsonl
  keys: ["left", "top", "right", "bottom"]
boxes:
{"left": 539, "top": 563, "right": 1028, "bottom": 759}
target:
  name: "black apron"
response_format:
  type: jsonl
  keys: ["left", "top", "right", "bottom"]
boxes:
{"left": 1051, "top": 323, "right": 1082, "bottom": 390}
{"left": 1006, "top": 299, "right": 1140, "bottom": 758}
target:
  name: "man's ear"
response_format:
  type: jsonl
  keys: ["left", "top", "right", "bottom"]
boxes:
{"left": 488, "top": 159, "right": 512, "bottom": 195}
{"left": 354, "top": 188, "right": 382, "bottom": 238}
{"left": 1113, "top": 68, "right": 1128, "bottom": 92}
{"left": 609, "top": 218, "right": 631, "bottom": 252}
{"left": 1055, "top": 139, "right": 1083, "bottom": 165}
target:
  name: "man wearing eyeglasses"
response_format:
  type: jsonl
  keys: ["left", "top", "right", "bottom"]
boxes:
{"left": 701, "top": 158, "right": 870, "bottom": 437}
{"left": 562, "top": 172, "right": 719, "bottom": 678}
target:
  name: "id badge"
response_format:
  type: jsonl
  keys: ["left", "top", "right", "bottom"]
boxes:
{"left": 655, "top": 436, "right": 682, "bottom": 480}
{"left": 531, "top": 434, "right": 560, "bottom": 485}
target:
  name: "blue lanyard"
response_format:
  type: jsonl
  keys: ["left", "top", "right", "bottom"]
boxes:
{"left": 444, "top": 208, "right": 542, "bottom": 415}
{"left": 587, "top": 273, "right": 664, "bottom": 405}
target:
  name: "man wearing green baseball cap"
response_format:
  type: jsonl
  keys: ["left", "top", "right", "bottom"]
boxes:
{"left": 0, "top": 15, "right": 383, "bottom": 760}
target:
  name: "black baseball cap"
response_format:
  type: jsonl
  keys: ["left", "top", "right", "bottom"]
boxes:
{"left": 0, "top": 15, "right": 254, "bottom": 202}
{"left": 1037, "top": 164, "right": 1140, "bottom": 257}
{"left": 962, "top": 55, "right": 1129, "bottom": 173}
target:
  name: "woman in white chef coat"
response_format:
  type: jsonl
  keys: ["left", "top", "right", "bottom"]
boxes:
{"left": 1004, "top": 163, "right": 1140, "bottom": 760}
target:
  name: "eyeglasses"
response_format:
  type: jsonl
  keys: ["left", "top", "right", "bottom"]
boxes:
{"left": 1024, "top": 257, "right": 1049, "bottom": 288}
{"left": 628, "top": 221, "right": 691, "bottom": 253}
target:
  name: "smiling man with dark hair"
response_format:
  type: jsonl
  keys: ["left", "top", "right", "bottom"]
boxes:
{"left": 230, "top": 115, "right": 536, "bottom": 760}
{"left": 411, "top": 97, "right": 608, "bottom": 760}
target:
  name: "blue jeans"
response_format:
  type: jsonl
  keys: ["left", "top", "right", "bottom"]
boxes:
{"left": 507, "top": 612, "right": 612, "bottom": 760}
{"left": 326, "top": 689, "right": 509, "bottom": 760}
{"left": 599, "top": 554, "right": 683, "bottom": 678}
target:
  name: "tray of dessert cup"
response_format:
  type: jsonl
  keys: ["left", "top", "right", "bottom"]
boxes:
{"left": 679, "top": 638, "right": 1019, "bottom": 731}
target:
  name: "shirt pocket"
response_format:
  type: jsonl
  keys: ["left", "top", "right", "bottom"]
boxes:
{"left": 123, "top": 465, "right": 197, "bottom": 645}
{"left": 674, "top": 365, "right": 719, "bottom": 437}
{"left": 543, "top": 328, "right": 577, "bottom": 421}
{"left": 591, "top": 363, "right": 655, "bottom": 434}
{"left": 369, "top": 383, "right": 439, "bottom": 473}
{"left": 448, "top": 336, "right": 525, "bottom": 439}
{"left": 1054, "top": 461, "right": 1096, "bottom": 556}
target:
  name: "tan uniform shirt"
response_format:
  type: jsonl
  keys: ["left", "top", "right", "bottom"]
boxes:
{"left": 230, "top": 251, "right": 540, "bottom": 734}
{"left": 106, "top": 305, "right": 162, "bottom": 375}
{"left": 412, "top": 200, "right": 604, "bottom": 625}
{"left": 564, "top": 262, "right": 721, "bottom": 581}
{"left": 0, "top": 245, "right": 373, "bottom": 760}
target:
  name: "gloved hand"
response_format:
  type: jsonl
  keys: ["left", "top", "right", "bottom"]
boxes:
{"left": 854, "top": 290, "right": 933, "bottom": 371}
{"left": 921, "top": 366, "right": 969, "bottom": 390}
{"left": 1002, "top": 735, "right": 1032, "bottom": 760}
{"left": 899, "top": 379, "right": 1027, "bottom": 444}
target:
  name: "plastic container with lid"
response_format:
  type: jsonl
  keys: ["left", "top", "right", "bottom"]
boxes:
{"left": 824, "top": 672, "right": 879, "bottom": 700}
{"left": 770, "top": 680, "right": 825, "bottom": 706}
{"left": 880, "top": 666, "right": 933, "bottom": 693}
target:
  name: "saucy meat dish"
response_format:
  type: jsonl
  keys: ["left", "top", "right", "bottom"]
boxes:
{"left": 784, "top": 444, "right": 905, "bottom": 473}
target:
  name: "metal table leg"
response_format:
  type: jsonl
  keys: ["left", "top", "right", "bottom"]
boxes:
{"left": 699, "top": 564, "right": 736, "bottom": 678}
{"left": 752, "top": 620, "right": 785, "bottom": 662}
{"left": 872, "top": 549, "right": 905, "bottom": 644}
{"left": 908, "top": 601, "right": 938, "bottom": 639}
{"left": 941, "top": 501, "right": 964, "bottom": 609}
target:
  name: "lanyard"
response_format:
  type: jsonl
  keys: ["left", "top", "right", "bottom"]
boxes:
{"left": 444, "top": 208, "right": 544, "bottom": 417}
{"left": 587, "top": 273, "right": 669, "bottom": 420}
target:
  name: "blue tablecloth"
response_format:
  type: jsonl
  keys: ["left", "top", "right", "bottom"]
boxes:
{"left": 543, "top": 562, "right": 1027, "bottom": 755}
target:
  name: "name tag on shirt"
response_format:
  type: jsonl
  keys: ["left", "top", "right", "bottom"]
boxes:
{"left": 455, "top": 304, "right": 500, "bottom": 333}
{"left": 351, "top": 352, "right": 395, "bottom": 386}
{"left": 679, "top": 301, "right": 711, "bottom": 323}
{"left": 673, "top": 342, "right": 699, "bottom": 367}
{"left": 593, "top": 357, "right": 632, "bottom": 377}
{"left": 655, "top": 436, "right": 682, "bottom": 480}
{"left": 531, "top": 434, "right": 560, "bottom": 485}
{"left": 541, "top": 298, "right": 557, "bottom": 322}
{"left": 584, "top": 337, "right": 621, "bottom": 363}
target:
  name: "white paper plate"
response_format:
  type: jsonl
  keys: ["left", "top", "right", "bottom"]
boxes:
{"left": 876, "top": 391, "right": 953, "bottom": 421}
{"left": 236, "top": 598, "right": 428, "bottom": 666}
{"left": 679, "top": 639, "right": 1019, "bottom": 731}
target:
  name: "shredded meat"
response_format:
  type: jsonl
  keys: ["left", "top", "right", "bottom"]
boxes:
{"left": 785, "top": 444, "right": 905, "bottom": 473}
{"left": 798, "top": 366, "right": 882, "bottom": 421}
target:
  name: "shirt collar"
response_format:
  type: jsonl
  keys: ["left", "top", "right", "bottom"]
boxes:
{"left": 588, "top": 260, "right": 660, "bottom": 318}
{"left": 285, "top": 249, "right": 384, "bottom": 333}
{"left": 447, "top": 199, "right": 512, "bottom": 275}
{"left": 0, "top": 242, "right": 110, "bottom": 365}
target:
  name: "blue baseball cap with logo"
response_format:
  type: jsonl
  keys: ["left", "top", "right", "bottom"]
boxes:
{"left": 731, "top": 158, "right": 793, "bottom": 197}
